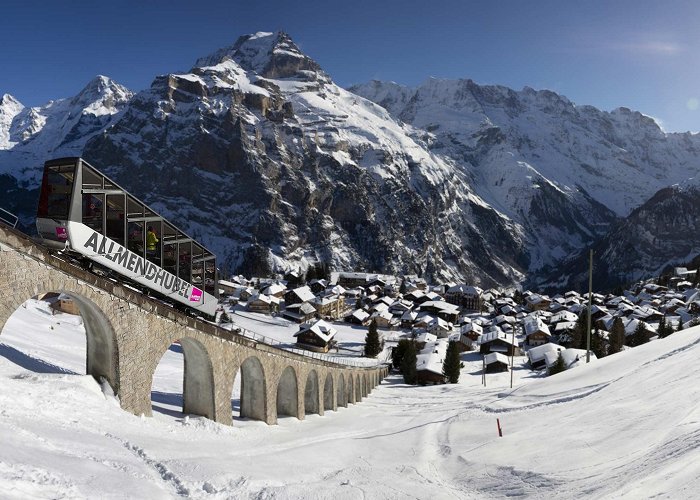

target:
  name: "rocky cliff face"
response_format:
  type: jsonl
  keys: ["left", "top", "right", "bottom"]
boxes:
{"left": 351, "top": 78, "right": 700, "bottom": 277}
{"left": 538, "top": 184, "right": 700, "bottom": 292}
{"left": 81, "top": 32, "right": 526, "bottom": 285}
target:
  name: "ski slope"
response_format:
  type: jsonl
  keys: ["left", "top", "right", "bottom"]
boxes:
{"left": 1, "top": 300, "right": 699, "bottom": 498}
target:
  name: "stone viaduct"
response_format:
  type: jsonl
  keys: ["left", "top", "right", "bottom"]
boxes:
{"left": 0, "top": 225, "right": 388, "bottom": 426}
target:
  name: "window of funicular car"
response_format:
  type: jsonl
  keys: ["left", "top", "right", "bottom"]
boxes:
{"left": 81, "top": 166, "right": 103, "bottom": 190}
{"left": 105, "top": 194, "right": 126, "bottom": 246}
{"left": 37, "top": 164, "right": 76, "bottom": 219}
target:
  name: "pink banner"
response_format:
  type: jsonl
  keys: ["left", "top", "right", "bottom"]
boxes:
{"left": 190, "top": 287, "right": 203, "bottom": 302}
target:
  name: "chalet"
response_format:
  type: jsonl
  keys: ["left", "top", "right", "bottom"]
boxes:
{"left": 460, "top": 322, "right": 483, "bottom": 350}
{"left": 388, "top": 299, "right": 413, "bottom": 316}
{"left": 415, "top": 340, "right": 448, "bottom": 385}
{"left": 261, "top": 283, "right": 287, "bottom": 298}
{"left": 525, "top": 294, "right": 551, "bottom": 312}
{"left": 345, "top": 308, "right": 370, "bottom": 326}
{"left": 333, "top": 272, "right": 392, "bottom": 289}
{"left": 311, "top": 295, "right": 344, "bottom": 319}
{"left": 484, "top": 352, "right": 510, "bottom": 373}
{"left": 49, "top": 294, "right": 80, "bottom": 315}
{"left": 444, "top": 284, "right": 484, "bottom": 311}
{"left": 284, "top": 285, "right": 316, "bottom": 306}
{"left": 527, "top": 343, "right": 564, "bottom": 370}
{"left": 283, "top": 269, "right": 302, "bottom": 288}
{"left": 418, "top": 301, "right": 460, "bottom": 323}
{"left": 523, "top": 317, "right": 551, "bottom": 346}
{"left": 402, "top": 275, "right": 428, "bottom": 291}
{"left": 400, "top": 310, "right": 419, "bottom": 329}
{"left": 493, "top": 314, "right": 516, "bottom": 330}
{"left": 413, "top": 330, "right": 438, "bottom": 350}
{"left": 282, "top": 302, "right": 317, "bottom": 323}
{"left": 294, "top": 319, "right": 337, "bottom": 353}
{"left": 235, "top": 286, "right": 256, "bottom": 302}
{"left": 217, "top": 279, "right": 239, "bottom": 296}
{"left": 478, "top": 330, "right": 520, "bottom": 356}
{"left": 404, "top": 290, "right": 429, "bottom": 304}
{"left": 247, "top": 294, "right": 280, "bottom": 315}
{"left": 308, "top": 279, "right": 328, "bottom": 294}
{"left": 371, "top": 309, "right": 396, "bottom": 329}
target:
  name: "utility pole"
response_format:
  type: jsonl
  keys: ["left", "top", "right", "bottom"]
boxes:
{"left": 586, "top": 249, "right": 593, "bottom": 363}
{"left": 510, "top": 327, "right": 516, "bottom": 388}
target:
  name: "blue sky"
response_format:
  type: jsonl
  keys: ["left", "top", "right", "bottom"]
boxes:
{"left": 2, "top": 0, "right": 699, "bottom": 132}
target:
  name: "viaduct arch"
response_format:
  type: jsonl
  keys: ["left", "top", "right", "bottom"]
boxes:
{"left": 0, "top": 225, "right": 389, "bottom": 426}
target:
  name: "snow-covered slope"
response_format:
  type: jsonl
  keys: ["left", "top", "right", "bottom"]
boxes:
{"left": 3, "top": 299, "right": 700, "bottom": 497}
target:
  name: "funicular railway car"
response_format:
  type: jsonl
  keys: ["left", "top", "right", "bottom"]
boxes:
{"left": 35, "top": 157, "right": 219, "bottom": 318}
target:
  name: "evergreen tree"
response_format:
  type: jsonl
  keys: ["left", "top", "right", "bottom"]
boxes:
{"left": 219, "top": 309, "right": 231, "bottom": 324}
{"left": 442, "top": 341, "right": 461, "bottom": 384}
{"left": 657, "top": 315, "right": 668, "bottom": 339}
{"left": 548, "top": 352, "right": 567, "bottom": 375}
{"left": 355, "top": 296, "right": 363, "bottom": 310}
{"left": 591, "top": 327, "right": 606, "bottom": 358}
{"left": 570, "top": 308, "right": 588, "bottom": 349}
{"left": 629, "top": 321, "right": 651, "bottom": 347}
{"left": 608, "top": 317, "right": 625, "bottom": 355}
{"left": 677, "top": 316, "right": 684, "bottom": 332}
{"left": 364, "top": 319, "right": 382, "bottom": 358}
{"left": 399, "top": 279, "right": 407, "bottom": 295}
{"left": 392, "top": 338, "right": 411, "bottom": 369}
{"left": 400, "top": 341, "right": 417, "bottom": 385}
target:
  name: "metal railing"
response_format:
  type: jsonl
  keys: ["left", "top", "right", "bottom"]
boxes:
{"left": 221, "top": 321, "right": 381, "bottom": 368}
{"left": 0, "top": 207, "right": 18, "bottom": 229}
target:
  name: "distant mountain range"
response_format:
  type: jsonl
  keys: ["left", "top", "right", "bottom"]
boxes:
{"left": 2, "top": 31, "right": 700, "bottom": 290}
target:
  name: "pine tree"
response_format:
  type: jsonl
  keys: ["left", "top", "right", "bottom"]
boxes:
{"left": 219, "top": 309, "right": 231, "bottom": 324}
{"left": 591, "top": 326, "right": 606, "bottom": 358}
{"left": 548, "top": 352, "right": 567, "bottom": 375}
{"left": 657, "top": 315, "right": 668, "bottom": 339}
{"left": 570, "top": 308, "right": 588, "bottom": 349}
{"left": 400, "top": 341, "right": 417, "bottom": 385}
{"left": 608, "top": 317, "right": 625, "bottom": 355}
{"left": 629, "top": 321, "right": 651, "bottom": 347}
{"left": 399, "top": 279, "right": 407, "bottom": 295}
{"left": 442, "top": 341, "right": 461, "bottom": 384}
{"left": 392, "top": 338, "right": 411, "bottom": 369}
{"left": 364, "top": 319, "right": 382, "bottom": 358}
{"left": 677, "top": 317, "right": 684, "bottom": 332}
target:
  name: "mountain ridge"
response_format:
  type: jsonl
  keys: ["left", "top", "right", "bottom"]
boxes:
{"left": 1, "top": 31, "right": 699, "bottom": 289}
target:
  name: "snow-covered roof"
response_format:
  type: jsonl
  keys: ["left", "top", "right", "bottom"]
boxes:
{"left": 261, "top": 283, "right": 286, "bottom": 296}
{"left": 289, "top": 285, "right": 316, "bottom": 303}
{"left": 484, "top": 352, "right": 510, "bottom": 366}
{"left": 527, "top": 343, "right": 564, "bottom": 364}
{"left": 294, "top": 319, "right": 337, "bottom": 342}
{"left": 416, "top": 340, "right": 448, "bottom": 375}
{"left": 446, "top": 284, "right": 483, "bottom": 296}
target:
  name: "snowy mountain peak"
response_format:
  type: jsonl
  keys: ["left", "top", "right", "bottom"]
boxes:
{"left": 1, "top": 93, "right": 23, "bottom": 109}
{"left": 70, "top": 76, "right": 133, "bottom": 115}
{"left": 0, "top": 94, "right": 25, "bottom": 148}
{"left": 194, "top": 31, "right": 323, "bottom": 80}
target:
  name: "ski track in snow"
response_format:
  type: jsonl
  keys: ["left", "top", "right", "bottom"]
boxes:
{"left": 104, "top": 433, "right": 191, "bottom": 497}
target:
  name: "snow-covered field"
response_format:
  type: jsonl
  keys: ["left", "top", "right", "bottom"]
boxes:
{"left": 1, "top": 300, "right": 699, "bottom": 498}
